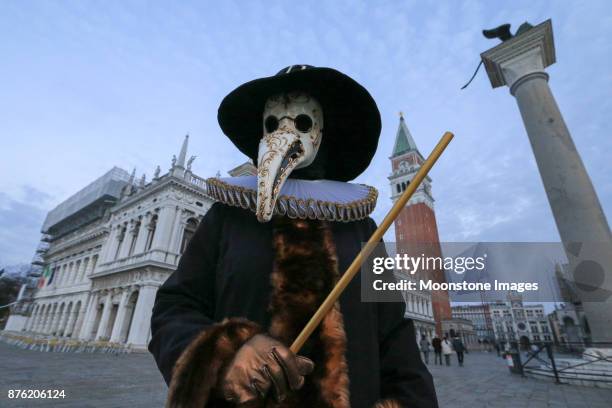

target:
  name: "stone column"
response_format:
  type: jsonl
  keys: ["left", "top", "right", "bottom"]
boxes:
{"left": 152, "top": 206, "right": 177, "bottom": 252}
{"left": 118, "top": 221, "right": 136, "bottom": 259}
{"left": 133, "top": 214, "right": 152, "bottom": 254}
{"left": 126, "top": 285, "right": 157, "bottom": 347}
{"left": 77, "top": 258, "right": 89, "bottom": 283}
{"left": 55, "top": 266, "right": 64, "bottom": 288}
{"left": 102, "top": 226, "right": 122, "bottom": 263}
{"left": 47, "top": 307, "right": 58, "bottom": 334}
{"left": 88, "top": 255, "right": 99, "bottom": 278}
{"left": 79, "top": 294, "right": 99, "bottom": 340}
{"left": 110, "top": 289, "right": 131, "bottom": 342}
{"left": 44, "top": 305, "right": 56, "bottom": 334}
{"left": 35, "top": 306, "right": 46, "bottom": 333}
{"left": 71, "top": 299, "right": 88, "bottom": 338}
{"left": 95, "top": 291, "right": 113, "bottom": 340}
{"left": 71, "top": 261, "right": 81, "bottom": 285}
{"left": 99, "top": 226, "right": 116, "bottom": 263}
{"left": 58, "top": 305, "right": 72, "bottom": 336}
{"left": 481, "top": 19, "right": 612, "bottom": 342}
{"left": 24, "top": 307, "right": 36, "bottom": 332}
{"left": 64, "top": 304, "right": 79, "bottom": 337}
{"left": 49, "top": 306, "right": 62, "bottom": 335}
{"left": 62, "top": 264, "right": 72, "bottom": 287}
{"left": 168, "top": 212, "right": 186, "bottom": 255}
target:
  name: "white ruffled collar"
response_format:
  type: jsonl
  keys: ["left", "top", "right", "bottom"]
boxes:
{"left": 205, "top": 176, "right": 378, "bottom": 222}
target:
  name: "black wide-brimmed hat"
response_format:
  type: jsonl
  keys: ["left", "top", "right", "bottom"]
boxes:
{"left": 218, "top": 65, "right": 381, "bottom": 181}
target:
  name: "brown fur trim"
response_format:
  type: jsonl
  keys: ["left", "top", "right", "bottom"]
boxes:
{"left": 166, "top": 318, "right": 262, "bottom": 408}
{"left": 269, "top": 218, "right": 350, "bottom": 408}
{"left": 373, "top": 399, "right": 403, "bottom": 408}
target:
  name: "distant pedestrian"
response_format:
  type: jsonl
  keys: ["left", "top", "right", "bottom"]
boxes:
{"left": 432, "top": 336, "right": 442, "bottom": 365}
{"left": 419, "top": 335, "right": 430, "bottom": 364}
{"left": 452, "top": 336, "right": 466, "bottom": 366}
{"left": 441, "top": 336, "right": 453, "bottom": 366}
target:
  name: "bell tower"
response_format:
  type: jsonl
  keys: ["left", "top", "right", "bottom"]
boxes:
{"left": 389, "top": 114, "right": 451, "bottom": 336}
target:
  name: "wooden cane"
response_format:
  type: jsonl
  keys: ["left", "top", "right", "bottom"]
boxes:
{"left": 290, "top": 131, "right": 454, "bottom": 354}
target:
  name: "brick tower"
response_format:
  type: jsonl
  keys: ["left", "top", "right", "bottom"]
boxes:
{"left": 389, "top": 114, "right": 451, "bottom": 336}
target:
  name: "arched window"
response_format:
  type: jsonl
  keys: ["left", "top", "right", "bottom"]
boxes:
{"left": 145, "top": 215, "right": 158, "bottom": 251}
{"left": 181, "top": 218, "right": 199, "bottom": 254}
{"left": 396, "top": 184, "right": 401, "bottom": 194}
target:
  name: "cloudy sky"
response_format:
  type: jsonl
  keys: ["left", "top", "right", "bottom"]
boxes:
{"left": 1, "top": 1, "right": 610, "bottom": 266}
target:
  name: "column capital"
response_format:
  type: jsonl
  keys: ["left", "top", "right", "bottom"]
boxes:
{"left": 481, "top": 19, "right": 555, "bottom": 90}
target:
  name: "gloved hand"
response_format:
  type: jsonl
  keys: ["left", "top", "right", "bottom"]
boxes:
{"left": 219, "top": 334, "right": 314, "bottom": 405}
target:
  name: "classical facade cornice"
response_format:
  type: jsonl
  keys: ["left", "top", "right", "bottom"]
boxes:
{"left": 111, "top": 173, "right": 211, "bottom": 213}
{"left": 90, "top": 266, "right": 171, "bottom": 291}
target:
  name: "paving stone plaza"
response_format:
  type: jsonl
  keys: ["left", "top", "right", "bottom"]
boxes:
{"left": 1, "top": 342, "right": 611, "bottom": 407}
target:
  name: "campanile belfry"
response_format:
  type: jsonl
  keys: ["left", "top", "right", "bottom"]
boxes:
{"left": 389, "top": 114, "right": 451, "bottom": 336}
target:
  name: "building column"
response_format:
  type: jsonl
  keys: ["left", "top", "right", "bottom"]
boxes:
{"left": 41, "top": 306, "right": 52, "bottom": 333}
{"left": 88, "top": 254, "right": 99, "bottom": 278}
{"left": 35, "top": 306, "right": 46, "bottom": 333}
{"left": 168, "top": 212, "right": 186, "bottom": 255}
{"left": 24, "top": 307, "right": 37, "bottom": 332}
{"left": 50, "top": 306, "right": 63, "bottom": 335}
{"left": 79, "top": 294, "right": 99, "bottom": 340}
{"left": 55, "top": 266, "right": 64, "bottom": 288}
{"left": 61, "top": 264, "right": 71, "bottom": 287}
{"left": 77, "top": 258, "right": 89, "bottom": 283}
{"left": 64, "top": 303, "right": 79, "bottom": 337}
{"left": 118, "top": 221, "right": 136, "bottom": 259}
{"left": 133, "top": 214, "right": 152, "bottom": 254}
{"left": 36, "top": 308, "right": 46, "bottom": 333}
{"left": 101, "top": 226, "right": 122, "bottom": 263}
{"left": 482, "top": 19, "right": 612, "bottom": 342}
{"left": 58, "top": 305, "right": 72, "bottom": 336}
{"left": 109, "top": 289, "right": 131, "bottom": 342}
{"left": 71, "top": 299, "right": 88, "bottom": 338}
{"left": 95, "top": 291, "right": 113, "bottom": 340}
{"left": 98, "top": 227, "right": 115, "bottom": 264}
{"left": 126, "top": 285, "right": 157, "bottom": 347}
{"left": 71, "top": 261, "right": 82, "bottom": 285}
{"left": 47, "top": 307, "right": 57, "bottom": 334}
{"left": 151, "top": 206, "right": 177, "bottom": 252}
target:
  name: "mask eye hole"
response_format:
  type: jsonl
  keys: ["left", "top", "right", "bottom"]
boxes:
{"left": 295, "top": 114, "right": 313, "bottom": 132}
{"left": 264, "top": 116, "right": 279, "bottom": 133}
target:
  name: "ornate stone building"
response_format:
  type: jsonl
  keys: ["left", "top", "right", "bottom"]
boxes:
{"left": 490, "top": 292, "right": 553, "bottom": 348}
{"left": 5, "top": 136, "right": 255, "bottom": 350}
{"left": 451, "top": 304, "right": 495, "bottom": 343}
{"left": 389, "top": 115, "right": 451, "bottom": 340}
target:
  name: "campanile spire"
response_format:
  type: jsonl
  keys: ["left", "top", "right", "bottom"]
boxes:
{"left": 389, "top": 115, "right": 451, "bottom": 336}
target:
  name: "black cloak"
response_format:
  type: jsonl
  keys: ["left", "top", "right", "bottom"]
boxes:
{"left": 148, "top": 202, "right": 438, "bottom": 408}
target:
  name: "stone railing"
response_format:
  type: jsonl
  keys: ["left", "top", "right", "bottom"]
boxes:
{"left": 187, "top": 173, "right": 207, "bottom": 189}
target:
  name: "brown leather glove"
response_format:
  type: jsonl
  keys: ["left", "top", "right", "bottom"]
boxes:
{"left": 219, "top": 334, "right": 314, "bottom": 405}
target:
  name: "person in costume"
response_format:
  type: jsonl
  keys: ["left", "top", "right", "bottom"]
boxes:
{"left": 148, "top": 65, "right": 438, "bottom": 408}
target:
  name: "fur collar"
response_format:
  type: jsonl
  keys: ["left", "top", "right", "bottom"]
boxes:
{"left": 166, "top": 218, "right": 402, "bottom": 408}
{"left": 268, "top": 217, "right": 349, "bottom": 407}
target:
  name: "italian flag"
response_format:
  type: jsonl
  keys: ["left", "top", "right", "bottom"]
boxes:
{"left": 37, "top": 265, "right": 51, "bottom": 288}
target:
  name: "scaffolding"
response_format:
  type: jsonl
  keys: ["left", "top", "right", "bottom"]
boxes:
{"left": 41, "top": 167, "right": 131, "bottom": 233}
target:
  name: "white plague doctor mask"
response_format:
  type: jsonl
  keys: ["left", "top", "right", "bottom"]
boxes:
{"left": 256, "top": 92, "right": 324, "bottom": 222}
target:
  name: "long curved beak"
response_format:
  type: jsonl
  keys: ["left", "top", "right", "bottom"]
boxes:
{"left": 256, "top": 132, "right": 306, "bottom": 222}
